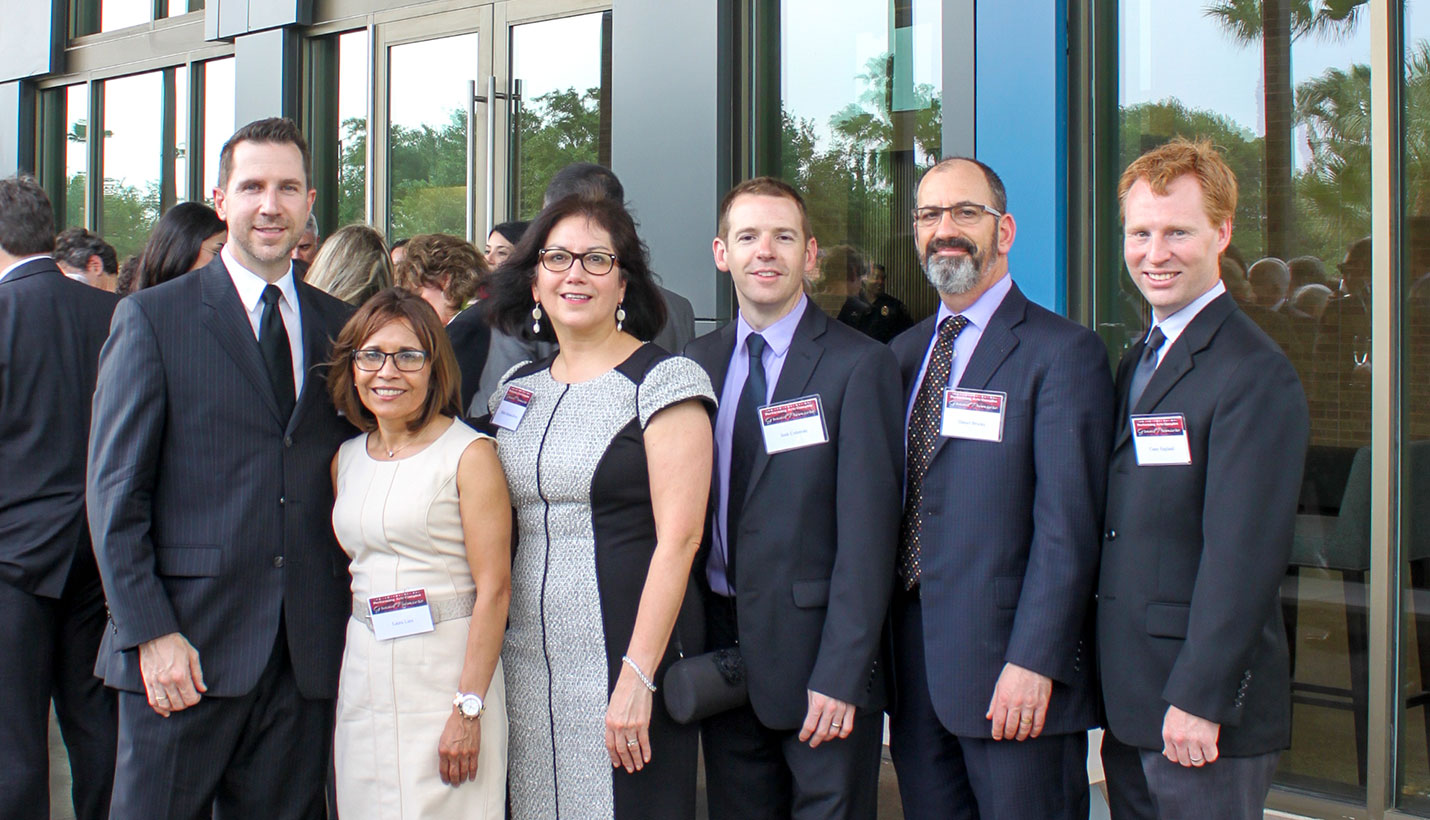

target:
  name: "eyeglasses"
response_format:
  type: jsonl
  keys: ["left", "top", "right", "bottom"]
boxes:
{"left": 352, "top": 348, "right": 429, "bottom": 372}
{"left": 539, "top": 247, "right": 618, "bottom": 276}
{"left": 911, "top": 202, "right": 1003, "bottom": 228}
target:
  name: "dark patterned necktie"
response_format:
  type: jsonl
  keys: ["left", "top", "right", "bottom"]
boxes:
{"left": 1126, "top": 327, "right": 1166, "bottom": 413}
{"left": 260, "top": 285, "right": 296, "bottom": 420}
{"left": 898, "top": 315, "right": 969, "bottom": 590}
{"left": 726, "top": 333, "right": 767, "bottom": 591}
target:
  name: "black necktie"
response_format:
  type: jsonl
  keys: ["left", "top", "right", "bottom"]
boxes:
{"left": 898, "top": 315, "right": 969, "bottom": 590}
{"left": 1126, "top": 327, "right": 1166, "bottom": 413}
{"left": 260, "top": 285, "right": 296, "bottom": 420}
{"left": 726, "top": 333, "right": 768, "bottom": 592}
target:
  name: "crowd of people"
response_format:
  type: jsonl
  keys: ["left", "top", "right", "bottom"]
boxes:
{"left": 0, "top": 117, "right": 1310, "bottom": 820}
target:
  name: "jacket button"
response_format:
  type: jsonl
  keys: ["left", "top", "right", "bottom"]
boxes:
{"left": 1105, "top": 530, "right": 1117, "bottom": 540}
{"left": 273, "top": 556, "right": 285, "bottom": 568}
{"left": 278, "top": 496, "right": 286, "bottom": 506}
{"left": 284, "top": 436, "right": 293, "bottom": 447}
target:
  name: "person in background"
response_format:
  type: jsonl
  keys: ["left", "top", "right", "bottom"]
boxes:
{"left": 306, "top": 224, "right": 393, "bottom": 307}
{"left": 120, "top": 201, "right": 226, "bottom": 296}
{"left": 483, "top": 194, "right": 714, "bottom": 820}
{"left": 395, "top": 233, "right": 489, "bottom": 410}
{"left": 0, "top": 175, "right": 120, "bottom": 820}
{"left": 1098, "top": 138, "right": 1308, "bottom": 820}
{"left": 293, "top": 212, "right": 321, "bottom": 265}
{"left": 391, "top": 237, "right": 410, "bottom": 267}
{"left": 53, "top": 227, "right": 118, "bottom": 291}
{"left": 485, "top": 221, "right": 528, "bottom": 272}
{"left": 327, "top": 287, "right": 510, "bottom": 818}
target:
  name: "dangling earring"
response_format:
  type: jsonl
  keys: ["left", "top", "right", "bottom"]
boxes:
{"left": 615, "top": 302, "right": 626, "bottom": 332}
{"left": 531, "top": 303, "right": 543, "bottom": 334}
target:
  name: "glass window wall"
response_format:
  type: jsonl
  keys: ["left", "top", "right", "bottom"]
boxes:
{"left": 101, "top": 70, "right": 164, "bottom": 259}
{"left": 1109, "top": 0, "right": 1373, "bottom": 803}
{"left": 203, "top": 57, "right": 235, "bottom": 200}
{"left": 65, "top": 84, "right": 90, "bottom": 230}
{"left": 337, "top": 30, "right": 369, "bottom": 229}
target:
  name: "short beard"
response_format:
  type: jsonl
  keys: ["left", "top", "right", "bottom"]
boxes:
{"left": 923, "top": 251, "right": 982, "bottom": 294}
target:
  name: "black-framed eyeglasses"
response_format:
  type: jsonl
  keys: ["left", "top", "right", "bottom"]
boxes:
{"left": 538, "top": 247, "right": 618, "bottom": 276}
{"left": 911, "top": 202, "right": 1003, "bottom": 228}
{"left": 352, "top": 348, "right": 429, "bottom": 372}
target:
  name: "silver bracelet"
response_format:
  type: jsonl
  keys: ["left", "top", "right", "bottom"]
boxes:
{"left": 622, "top": 654, "right": 657, "bottom": 692}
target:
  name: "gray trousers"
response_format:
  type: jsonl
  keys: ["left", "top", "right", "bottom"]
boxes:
{"left": 1101, "top": 730, "right": 1279, "bottom": 820}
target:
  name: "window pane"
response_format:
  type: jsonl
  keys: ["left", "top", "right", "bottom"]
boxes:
{"left": 100, "top": 0, "right": 150, "bottom": 32}
{"left": 101, "top": 71, "right": 163, "bottom": 260}
{"left": 166, "top": 0, "right": 201, "bottom": 16}
{"left": 1112, "top": 0, "right": 1371, "bottom": 802}
{"left": 203, "top": 57, "right": 235, "bottom": 202}
{"left": 173, "top": 65, "right": 188, "bottom": 204}
{"left": 775, "top": 0, "right": 942, "bottom": 328}
{"left": 65, "top": 84, "right": 89, "bottom": 230}
{"left": 1400, "top": 5, "right": 1430, "bottom": 813}
{"left": 509, "top": 11, "right": 610, "bottom": 220}
{"left": 387, "top": 32, "right": 478, "bottom": 239}
{"left": 339, "top": 29, "right": 369, "bottom": 229}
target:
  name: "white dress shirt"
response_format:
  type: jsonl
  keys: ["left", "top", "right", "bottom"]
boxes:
{"left": 1142, "top": 280, "right": 1227, "bottom": 367}
{"left": 221, "top": 245, "right": 305, "bottom": 398}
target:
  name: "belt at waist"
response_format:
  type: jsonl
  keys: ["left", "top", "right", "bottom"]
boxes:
{"left": 351, "top": 590, "right": 476, "bottom": 630}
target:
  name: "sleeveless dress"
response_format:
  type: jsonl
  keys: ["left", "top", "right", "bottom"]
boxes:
{"left": 490, "top": 344, "right": 715, "bottom": 820}
{"left": 331, "top": 418, "right": 507, "bottom": 819}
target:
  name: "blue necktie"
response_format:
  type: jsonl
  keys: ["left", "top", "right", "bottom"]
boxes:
{"left": 1127, "top": 327, "right": 1166, "bottom": 413}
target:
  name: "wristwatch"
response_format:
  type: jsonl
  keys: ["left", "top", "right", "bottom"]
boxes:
{"left": 453, "top": 691, "right": 485, "bottom": 720}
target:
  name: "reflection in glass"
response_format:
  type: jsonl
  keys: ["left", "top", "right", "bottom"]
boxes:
{"left": 65, "top": 84, "right": 90, "bottom": 230}
{"left": 1112, "top": 0, "right": 1372, "bottom": 802}
{"left": 166, "top": 0, "right": 201, "bottom": 16}
{"left": 338, "top": 30, "right": 369, "bottom": 229}
{"left": 509, "top": 12, "right": 609, "bottom": 220}
{"left": 1399, "top": 8, "right": 1430, "bottom": 813}
{"left": 102, "top": 72, "right": 163, "bottom": 260}
{"left": 775, "top": 0, "right": 942, "bottom": 324}
{"left": 101, "top": 0, "right": 149, "bottom": 32}
{"left": 173, "top": 66, "right": 189, "bottom": 205}
{"left": 387, "top": 32, "right": 478, "bottom": 239}
{"left": 203, "top": 57, "right": 235, "bottom": 201}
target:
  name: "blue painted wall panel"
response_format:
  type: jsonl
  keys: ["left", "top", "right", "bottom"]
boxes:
{"left": 975, "top": 0, "right": 1067, "bottom": 315}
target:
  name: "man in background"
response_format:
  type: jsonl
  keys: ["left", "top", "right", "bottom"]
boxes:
{"left": 53, "top": 227, "right": 118, "bottom": 291}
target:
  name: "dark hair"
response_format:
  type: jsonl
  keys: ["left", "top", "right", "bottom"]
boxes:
{"left": 132, "top": 202, "right": 226, "bottom": 292}
{"left": 544, "top": 162, "right": 624, "bottom": 207}
{"left": 484, "top": 195, "right": 666, "bottom": 343}
{"left": 391, "top": 237, "right": 410, "bottom": 250}
{"left": 0, "top": 176, "right": 56, "bottom": 256}
{"left": 923, "top": 157, "right": 1009, "bottom": 214}
{"left": 327, "top": 287, "right": 462, "bottom": 433}
{"left": 53, "top": 227, "right": 118, "bottom": 274}
{"left": 217, "top": 117, "right": 312, "bottom": 190}
{"left": 717, "top": 176, "right": 813, "bottom": 240}
{"left": 490, "top": 220, "right": 529, "bottom": 245}
{"left": 394, "top": 234, "right": 486, "bottom": 314}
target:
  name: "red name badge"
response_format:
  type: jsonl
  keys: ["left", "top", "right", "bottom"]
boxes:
{"left": 758, "top": 395, "right": 829, "bottom": 454}
{"left": 492, "top": 385, "right": 534, "bottom": 431}
{"left": 367, "top": 588, "right": 435, "bottom": 641}
{"left": 1130, "top": 413, "right": 1192, "bottom": 466}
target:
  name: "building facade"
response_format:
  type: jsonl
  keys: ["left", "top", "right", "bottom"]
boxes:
{"left": 0, "top": 1, "right": 1425, "bottom": 817}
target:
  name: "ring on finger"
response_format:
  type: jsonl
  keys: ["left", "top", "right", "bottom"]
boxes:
{"left": 831, "top": 721, "right": 842, "bottom": 729}
{"left": 626, "top": 738, "right": 639, "bottom": 747}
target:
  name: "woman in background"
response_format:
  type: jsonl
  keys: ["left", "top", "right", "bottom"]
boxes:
{"left": 118, "top": 201, "right": 225, "bottom": 295}
{"left": 327, "top": 287, "right": 510, "bottom": 818}
{"left": 306, "top": 224, "right": 394, "bottom": 306}
{"left": 395, "top": 233, "right": 485, "bottom": 324}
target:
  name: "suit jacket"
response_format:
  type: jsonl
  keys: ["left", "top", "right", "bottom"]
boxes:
{"left": 446, "top": 303, "right": 491, "bottom": 412}
{"left": 1097, "top": 293, "right": 1308, "bottom": 756}
{"left": 888, "top": 281, "right": 1114, "bottom": 737}
{"left": 654, "top": 285, "right": 696, "bottom": 354}
{"left": 88, "top": 257, "right": 356, "bottom": 699}
{"left": 0, "top": 259, "right": 117, "bottom": 597}
{"left": 684, "top": 299, "right": 903, "bottom": 729}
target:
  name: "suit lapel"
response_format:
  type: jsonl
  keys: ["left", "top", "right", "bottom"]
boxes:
{"left": 742, "top": 299, "right": 826, "bottom": 504}
{"left": 928, "top": 283, "right": 1026, "bottom": 464}
{"left": 286, "top": 284, "right": 332, "bottom": 434}
{"left": 199, "top": 261, "right": 285, "bottom": 426}
{"left": 898, "top": 315, "right": 939, "bottom": 407}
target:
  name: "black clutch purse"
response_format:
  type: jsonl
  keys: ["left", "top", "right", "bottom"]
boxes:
{"left": 662, "top": 647, "right": 748, "bottom": 724}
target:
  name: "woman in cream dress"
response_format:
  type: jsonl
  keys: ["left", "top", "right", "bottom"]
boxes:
{"left": 326, "top": 287, "right": 511, "bottom": 819}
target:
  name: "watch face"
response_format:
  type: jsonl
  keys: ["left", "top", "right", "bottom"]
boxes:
{"left": 459, "top": 695, "right": 481, "bottom": 717}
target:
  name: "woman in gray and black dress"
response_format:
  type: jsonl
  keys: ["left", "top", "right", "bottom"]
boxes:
{"left": 483, "top": 195, "right": 713, "bottom": 820}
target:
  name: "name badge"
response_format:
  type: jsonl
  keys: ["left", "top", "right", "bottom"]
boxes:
{"left": 490, "top": 385, "right": 533, "bottom": 431}
{"left": 368, "top": 588, "right": 435, "bottom": 641}
{"left": 758, "top": 395, "right": 829, "bottom": 454}
{"left": 1131, "top": 414, "right": 1193, "bottom": 466}
{"left": 940, "top": 389, "right": 1006, "bottom": 442}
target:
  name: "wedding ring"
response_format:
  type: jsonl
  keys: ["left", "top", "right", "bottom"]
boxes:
{"left": 626, "top": 738, "right": 639, "bottom": 747}
{"left": 831, "top": 722, "right": 842, "bottom": 729}
{"left": 1019, "top": 716, "right": 1033, "bottom": 724}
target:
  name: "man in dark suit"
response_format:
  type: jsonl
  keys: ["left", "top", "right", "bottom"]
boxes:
{"left": 887, "top": 158, "right": 1114, "bottom": 820}
{"left": 88, "top": 118, "right": 355, "bottom": 820}
{"left": 685, "top": 177, "right": 902, "bottom": 819}
{"left": 0, "top": 176, "right": 119, "bottom": 820}
{"left": 1097, "top": 139, "right": 1308, "bottom": 819}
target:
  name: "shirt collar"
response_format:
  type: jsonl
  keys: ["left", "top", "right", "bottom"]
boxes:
{"left": 0, "top": 254, "right": 54, "bottom": 283}
{"left": 222, "top": 244, "right": 298, "bottom": 314}
{"left": 1148, "top": 280, "right": 1226, "bottom": 346}
{"left": 735, "top": 293, "right": 808, "bottom": 357}
{"left": 935, "top": 271, "right": 1013, "bottom": 330}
